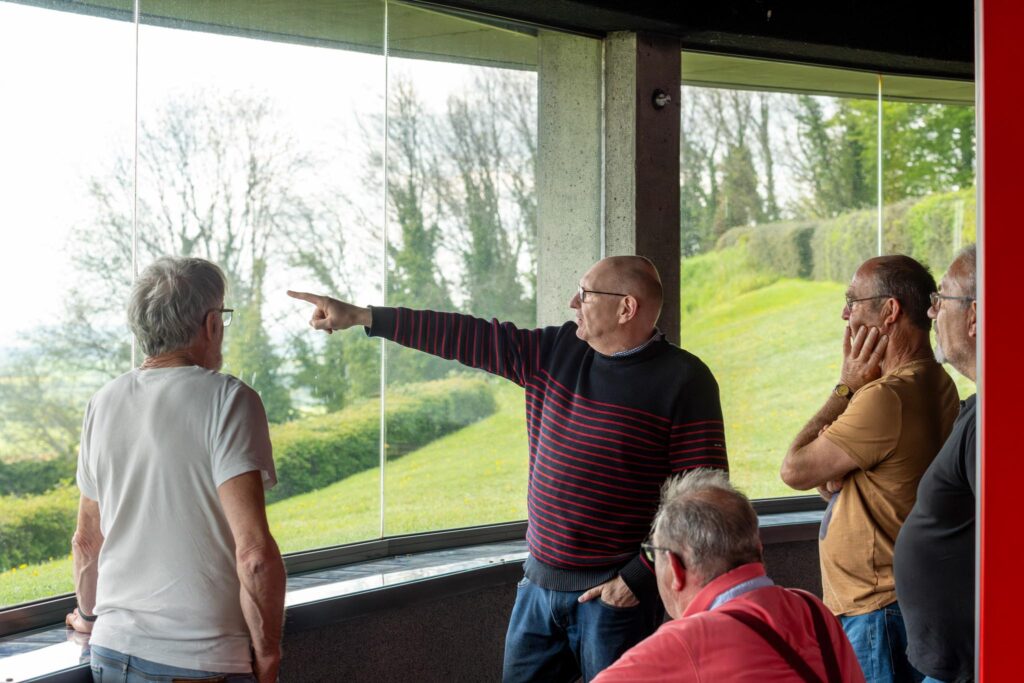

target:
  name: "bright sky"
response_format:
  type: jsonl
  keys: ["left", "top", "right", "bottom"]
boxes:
{"left": 0, "top": 1, "right": 485, "bottom": 348}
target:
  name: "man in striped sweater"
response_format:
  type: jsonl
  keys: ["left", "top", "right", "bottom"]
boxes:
{"left": 289, "top": 255, "right": 728, "bottom": 682}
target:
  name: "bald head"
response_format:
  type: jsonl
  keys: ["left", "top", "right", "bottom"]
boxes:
{"left": 596, "top": 256, "right": 664, "bottom": 326}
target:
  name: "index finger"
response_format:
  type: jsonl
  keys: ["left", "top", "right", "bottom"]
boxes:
{"left": 287, "top": 290, "right": 324, "bottom": 306}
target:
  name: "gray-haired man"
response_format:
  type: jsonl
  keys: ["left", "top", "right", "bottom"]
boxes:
{"left": 65, "top": 257, "right": 285, "bottom": 683}
{"left": 594, "top": 469, "right": 864, "bottom": 682}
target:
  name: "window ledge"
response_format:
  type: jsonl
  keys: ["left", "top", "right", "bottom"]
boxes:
{"left": 0, "top": 509, "right": 822, "bottom": 682}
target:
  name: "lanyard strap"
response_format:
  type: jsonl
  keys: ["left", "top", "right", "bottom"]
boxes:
{"left": 719, "top": 591, "right": 843, "bottom": 683}
{"left": 718, "top": 608, "right": 826, "bottom": 683}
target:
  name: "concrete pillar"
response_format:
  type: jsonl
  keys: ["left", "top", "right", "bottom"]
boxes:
{"left": 535, "top": 31, "right": 604, "bottom": 327}
{"left": 604, "top": 32, "right": 681, "bottom": 342}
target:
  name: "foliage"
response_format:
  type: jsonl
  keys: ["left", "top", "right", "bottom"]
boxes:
{"left": 0, "top": 484, "right": 78, "bottom": 571}
{"left": 896, "top": 188, "right": 976, "bottom": 276}
{"left": 267, "top": 376, "right": 496, "bottom": 503}
{"left": 0, "top": 457, "right": 76, "bottom": 497}
{"left": 718, "top": 221, "right": 818, "bottom": 279}
{"left": 680, "top": 246, "right": 779, "bottom": 317}
{"left": 715, "top": 188, "right": 975, "bottom": 285}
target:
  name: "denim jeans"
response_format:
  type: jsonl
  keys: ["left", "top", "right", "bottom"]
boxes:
{"left": 839, "top": 602, "right": 922, "bottom": 683}
{"left": 502, "top": 575, "right": 662, "bottom": 683}
{"left": 90, "top": 645, "right": 256, "bottom": 683}
{"left": 921, "top": 678, "right": 948, "bottom": 683}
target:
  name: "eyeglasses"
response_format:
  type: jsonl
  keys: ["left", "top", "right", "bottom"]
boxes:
{"left": 844, "top": 294, "right": 893, "bottom": 309}
{"left": 641, "top": 542, "right": 683, "bottom": 567}
{"left": 929, "top": 292, "right": 974, "bottom": 311}
{"left": 578, "top": 284, "right": 628, "bottom": 303}
{"left": 207, "top": 308, "right": 234, "bottom": 327}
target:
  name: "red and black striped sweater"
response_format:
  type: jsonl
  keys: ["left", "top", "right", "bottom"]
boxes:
{"left": 368, "top": 307, "right": 728, "bottom": 599}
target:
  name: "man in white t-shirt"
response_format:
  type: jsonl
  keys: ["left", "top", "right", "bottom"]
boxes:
{"left": 65, "top": 256, "right": 285, "bottom": 683}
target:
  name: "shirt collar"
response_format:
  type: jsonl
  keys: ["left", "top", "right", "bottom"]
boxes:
{"left": 611, "top": 329, "right": 664, "bottom": 357}
{"left": 682, "top": 562, "right": 770, "bottom": 617}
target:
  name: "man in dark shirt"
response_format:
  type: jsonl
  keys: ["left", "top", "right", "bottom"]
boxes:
{"left": 895, "top": 244, "right": 978, "bottom": 683}
{"left": 288, "top": 255, "right": 727, "bottom": 682}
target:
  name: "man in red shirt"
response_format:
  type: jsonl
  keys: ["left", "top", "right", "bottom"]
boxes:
{"left": 595, "top": 469, "right": 864, "bottom": 683}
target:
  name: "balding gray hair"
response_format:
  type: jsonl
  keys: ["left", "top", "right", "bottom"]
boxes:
{"left": 955, "top": 244, "right": 977, "bottom": 299}
{"left": 128, "top": 257, "right": 226, "bottom": 357}
{"left": 652, "top": 469, "right": 761, "bottom": 585}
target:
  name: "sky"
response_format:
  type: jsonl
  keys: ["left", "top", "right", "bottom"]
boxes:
{"left": 0, "top": 1, "right": 488, "bottom": 348}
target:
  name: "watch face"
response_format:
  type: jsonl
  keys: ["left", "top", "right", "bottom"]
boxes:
{"left": 835, "top": 384, "right": 851, "bottom": 398}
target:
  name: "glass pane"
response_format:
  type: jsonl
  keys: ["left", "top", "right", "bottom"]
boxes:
{"left": 678, "top": 77, "right": 879, "bottom": 499}
{"left": 135, "top": 0, "right": 386, "bottom": 552}
{"left": 880, "top": 86, "right": 976, "bottom": 397}
{"left": 0, "top": 1, "right": 134, "bottom": 608}
{"left": 381, "top": 3, "right": 542, "bottom": 535}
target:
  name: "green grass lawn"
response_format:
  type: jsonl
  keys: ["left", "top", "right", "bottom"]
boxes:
{"left": 270, "top": 381, "right": 527, "bottom": 553}
{"left": 682, "top": 278, "right": 849, "bottom": 499}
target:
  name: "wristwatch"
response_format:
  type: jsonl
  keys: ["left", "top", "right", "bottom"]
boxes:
{"left": 833, "top": 383, "right": 853, "bottom": 400}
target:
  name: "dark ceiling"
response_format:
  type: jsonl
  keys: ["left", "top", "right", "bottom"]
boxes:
{"left": 424, "top": 0, "right": 975, "bottom": 79}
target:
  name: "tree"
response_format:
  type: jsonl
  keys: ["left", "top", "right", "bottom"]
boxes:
{"left": 440, "top": 74, "right": 536, "bottom": 327}
{"left": 20, "top": 92, "right": 326, "bottom": 426}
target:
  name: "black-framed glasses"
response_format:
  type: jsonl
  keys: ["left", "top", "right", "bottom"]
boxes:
{"left": 207, "top": 308, "right": 234, "bottom": 327}
{"left": 844, "top": 294, "right": 893, "bottom": 309}
{"left": 641, "top": 542, "right": 682, "bottom": 567}
{"left": 578, "top": 284, "right": 628, "bottom": 303}
{"left": 929, "top": 292, "right": 974, "bottom": 311}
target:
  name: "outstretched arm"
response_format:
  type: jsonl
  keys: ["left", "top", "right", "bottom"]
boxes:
{"left": 287, "top": 290, "right": 371, "bottom": 333}
{"left": 288, "top": 290, "right": 553, "bottom": 387}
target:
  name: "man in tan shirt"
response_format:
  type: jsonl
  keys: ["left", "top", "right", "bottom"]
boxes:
{"left": 780, "top": 255, "right": 959, "bottom": 683}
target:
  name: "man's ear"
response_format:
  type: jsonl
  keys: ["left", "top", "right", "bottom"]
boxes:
{"left": 619, "top": 295, "right": 639, "bottom": 324}
{"left": 668, "top": 551, "right": 688, "bottom": 592}
{"left": 202, "top": 310, "right": 218, "bottom": 340}
{"left": 882, "top": 297, "right": 901, "bottom": 326}
{"left": 967, "top": 300, "right": 977, "bottom": 339}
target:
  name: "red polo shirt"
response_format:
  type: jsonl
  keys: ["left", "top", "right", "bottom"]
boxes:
{"left": 593, "top": 563, "right": 865, "bottom": 682}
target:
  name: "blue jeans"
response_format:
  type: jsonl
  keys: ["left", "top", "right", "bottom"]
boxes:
{"left": 921, "top": 678, "right": 948, "bottom": 683}
{"left": 502, "top": 576, "right": 662, "bottom": 683}
{"left": 90, "top": 645, "right": 256, "bottom": 682}
{"left": 839, "top": 602, "right": 922, "bottom": 683}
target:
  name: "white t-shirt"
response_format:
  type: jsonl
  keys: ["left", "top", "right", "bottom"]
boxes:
{"left": 77, "top": 366, "right": 276, "bottom": 673}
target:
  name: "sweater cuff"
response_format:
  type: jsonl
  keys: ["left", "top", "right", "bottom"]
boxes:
{"left": 366, "top": 305, "right": 396, "bottom": 339}
{"left": 619, "top": 553, "right": 657, "bottom": 602}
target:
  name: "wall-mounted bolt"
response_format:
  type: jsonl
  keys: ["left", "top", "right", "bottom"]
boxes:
{"left": 652, "top": 89, "right": 672, "bottom": 109}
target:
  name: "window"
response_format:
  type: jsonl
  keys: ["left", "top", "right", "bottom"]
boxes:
{"left": 0, "top": 0, "right": 601, "bottom": 612}
{"left": 677, "top": 56, "right": 976, "bottom": 499}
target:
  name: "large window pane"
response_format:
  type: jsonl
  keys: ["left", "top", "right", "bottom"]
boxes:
{"left": 880, "top": 85, "right": 976, "bottom": 398}
{"left": 0, "top": 1, "right": 134, "bottom": 607}
{"left": 135, "top": 0, "right": 387, "bottom": 553}
{"left": 381, "top": 4, "right": 538, "bottom": 535}
{"left": 678, "top": 73, "right": 879, "bottom": 499}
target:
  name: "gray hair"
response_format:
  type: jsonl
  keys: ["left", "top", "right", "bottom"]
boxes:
{"left": 652, "top": 469, "right": 762, "bottom": 585}
{"left": 127, "top": 257, "right": 226, "bottom": 356}
{"left": 954, "top": 244, "right": 977, "bottom": 299}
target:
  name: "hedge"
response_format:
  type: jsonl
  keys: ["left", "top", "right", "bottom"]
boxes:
{"left": 717, "top": 220, "right": 819, "bottom": 279}
{"left": 716, "top": 188, "right": 976, "bottom": 285}
{"left": 0, "top": 376, "right": 497, "bottom": 570}
{"left": 267, "top": 376, "right": 497, "bottom": 502}
{"left": 0, "top": 484, "right": 78, "bottom": 571}
{"left": 0, "top": 457, "right": 76, "bottom": 497}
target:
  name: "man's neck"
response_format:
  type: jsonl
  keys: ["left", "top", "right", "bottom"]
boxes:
{"left": 593, "top": 328, "right": 658, "bottom": 356}
{"left": 880, "top": 329, "right": 934, "bottom": 375}
{"left": 140, "top": 349, "right": 199, "bottom": 369}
